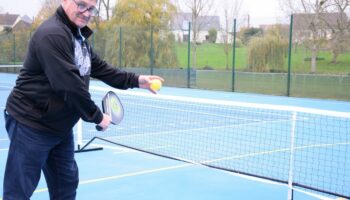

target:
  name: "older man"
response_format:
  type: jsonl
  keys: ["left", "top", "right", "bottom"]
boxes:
{"left": 3, "top": 0, "right": 163, "bottom": 199}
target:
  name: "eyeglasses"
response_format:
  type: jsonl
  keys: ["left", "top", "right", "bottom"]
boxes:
{"left": 72, "top": 0, "right": 98, "bottom": 16}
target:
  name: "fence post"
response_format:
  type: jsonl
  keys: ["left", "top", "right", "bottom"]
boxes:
{"left": 13, "top": 33, "right": 16, "bottom": 66}
{"left": 287, "top": 14, "right": 294, "bottom": 96}
{"left": 119, "top": 27, "right": 122, "bottom": 68}
{"left": 150, "top": 25, "right": 154, "bottom": 75}
{"left": 232, "top": 19, "right": 237, "bottom": 92}
{"left": 187, "top": 22, "right": 191, "bottom": 88}
{"left": 91, "top": 32, "right": 95, "bottom": 49}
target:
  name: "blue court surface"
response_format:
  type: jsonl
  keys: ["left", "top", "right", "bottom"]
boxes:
{"left": 0, "top": 73, "right": 349, "bottom": 200}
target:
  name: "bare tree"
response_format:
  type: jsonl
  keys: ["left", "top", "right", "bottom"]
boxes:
{"left": 298, "top": 0, "right": 327, "bottom": 73}
{"left": 176, "top": 0, "right": 215, "bottom": 68}
{"left": 33, "top": 0, "right": 61, "bottom": 28}
{"left": 280, "top": 0, "right": 350, "bottom": 72}
{"left": 320, "top": 0, "right": 350, "bottom": 63}
{"left": 98, "top": 0, "right": 112, "bottom": 20}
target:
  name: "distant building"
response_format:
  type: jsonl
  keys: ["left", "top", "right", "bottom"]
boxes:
{"left": 171, "top": 12, "right": 225, "bottom": 43}
{"left": 0, "top": 13, "right": 33, "bottom": 32}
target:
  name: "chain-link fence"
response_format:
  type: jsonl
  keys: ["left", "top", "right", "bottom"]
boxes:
{"left": 0, "top": 14, "right": 349, "bottom": 100}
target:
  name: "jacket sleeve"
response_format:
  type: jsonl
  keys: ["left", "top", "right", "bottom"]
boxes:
{"left": 35, "top": 33, "right": 103, "bottom": 124}
{"left": 90, "top": 49, "right": 139, "bottom": 89}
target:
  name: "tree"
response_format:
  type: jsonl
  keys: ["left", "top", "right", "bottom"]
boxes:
{"left": 279, "top": 0, "right": 348, "bottom": 72}
{"left": 177, "top": 0, "right": 215, "bottom": 68}
{"left": 33, "top": 0, "right": 61, "bottom": 28}
{"left": 319, "top": 0, "right": 350, "bottom": 63}
{"left": 93, "top": 0, "right": 113, "bottom": 29}
{"left": 107, "top": 0, "right": 178, "bottom": 68}
{"left": 98, "top": 0, "right": 112, "bottom": 20}
{"left": 238, "top": 27, "right": 263, "bottom": 45}
{"left": 111, "top": 0, "right": 176, "bottom": 27}
{"left": 207, "top": 28, "right": 217, "bottom": 43}
{"left": 247, "top": 28, "right": 288, "bottom": 72}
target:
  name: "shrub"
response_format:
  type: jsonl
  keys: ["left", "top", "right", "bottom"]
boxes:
{"left": 247, "top": 35, "right": 288, "bottom": 72}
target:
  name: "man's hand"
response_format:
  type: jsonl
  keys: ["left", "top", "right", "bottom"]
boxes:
{"left": 138, "top": 75, "right": 164, "bottom": 94}
{"left": 97, "top": 113, "right": 112, "bottom": 131}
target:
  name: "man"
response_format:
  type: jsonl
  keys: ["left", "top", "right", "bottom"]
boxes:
{"left": 3, "top": 0, "right": 163, "bottom": 199}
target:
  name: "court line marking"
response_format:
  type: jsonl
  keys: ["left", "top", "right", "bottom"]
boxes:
{"left": 0, "top": 163, "right": 337, "bottom": 200}
{"left": 177, "top": 141, "right": 350, "bottom": 165}
{"left": 32, "top": 163, "right": 191, "bottom": 194}
{"left": 292, "top": 188, "right": 336, "bottom": 200}
{"left": 80, "top": 137, "right": 350, "bottom": 164}
{"left": 224, "top": 172, "right": 335, "bottom": 200}
{"left": 112, "top": 145, "right": 173, "bottom": 154}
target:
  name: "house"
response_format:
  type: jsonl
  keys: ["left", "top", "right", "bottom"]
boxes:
{"left": 171, "top": 12, "right": 225, "bottom": 43}
{"left": 293, "top": 12, "right": 348, "bottom": 40}
{"left": 0, "top": 13, "right": 33, "bottom": 32}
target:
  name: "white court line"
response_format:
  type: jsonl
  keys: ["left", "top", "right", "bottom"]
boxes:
{"left": 3, "top": 140, "right": 341, "bottom": 200}
{"left": 0, "top": 138, "right": 9, "bottom": 141}
{"left": 2, "top": 153, "right": 340, "bottom": 200}
{"left": 33, "top": 163, "right": 191, "bottom": 194}
{"left": 293, "top": 188, "right": 336, "bottom": 200}
{"left": 223, "top": 171, "right": 335, "bottom": 200}
{"left": 187, "top": 141, "right": 350, "bottom": 165}
{"left": 113, "top": 145, "right": 174, "bottom": 154}
{"left": 0, "top": 148, "right": 8, "bottom": 151}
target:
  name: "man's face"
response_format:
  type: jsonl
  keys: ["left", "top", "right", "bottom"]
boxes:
{"left": 62, "top": 0, "right": 98, "bottom": 28}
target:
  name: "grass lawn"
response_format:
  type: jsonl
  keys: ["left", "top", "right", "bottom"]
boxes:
{"left": 175, "top": 43, "right": 350, "bottom": 75}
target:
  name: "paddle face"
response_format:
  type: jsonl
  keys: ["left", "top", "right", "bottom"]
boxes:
{"left": 96, "top": 91, "right": 124, "bottom": 131}
{"left": 102, "top": 91, "right": 124, "bottom": 125}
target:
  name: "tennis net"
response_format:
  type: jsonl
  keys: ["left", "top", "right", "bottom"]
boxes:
{"left": 76, "top": 86, "right": 349, "bottom": 199}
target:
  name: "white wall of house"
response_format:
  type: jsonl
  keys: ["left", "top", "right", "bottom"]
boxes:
{"left": 173, "top": 29, "right": 231, "bottom": 44}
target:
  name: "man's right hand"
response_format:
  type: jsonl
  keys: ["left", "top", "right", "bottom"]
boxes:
{"left": 97, "top": 113, "right": 112, "bottom": 131}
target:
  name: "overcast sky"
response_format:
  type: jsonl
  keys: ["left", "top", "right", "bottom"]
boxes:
{"left": 0, "top": 0, "right": 286, "bottom": 26}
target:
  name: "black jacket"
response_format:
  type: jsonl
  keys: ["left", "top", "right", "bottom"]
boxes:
{"left": 6, "top": 6, "right": 139, "bottom": 134}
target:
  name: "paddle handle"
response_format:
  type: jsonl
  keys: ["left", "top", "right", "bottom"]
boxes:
{"left": 95, "top": 125, "right": 103, "bottom": 131}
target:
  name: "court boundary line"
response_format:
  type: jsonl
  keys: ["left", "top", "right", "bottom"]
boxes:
{"left": 31, "top": 164, "right": 192, "bottom": 194}
{"left": 0, "top": 162, "right": 336, "bottom": 200}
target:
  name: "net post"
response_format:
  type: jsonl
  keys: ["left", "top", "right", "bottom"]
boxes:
{"left": 287, "top": 111, "right": 297, "bottom": 200}
{"left": 74, "top": 119, "right": 103, "bottom": 153}
{"left": 76, "top": 118, "right": 83, "bottom": 151}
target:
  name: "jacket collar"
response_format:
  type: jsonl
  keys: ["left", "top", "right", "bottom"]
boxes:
{"left": 55, "top": 5, "right": 93, "bottom": 39}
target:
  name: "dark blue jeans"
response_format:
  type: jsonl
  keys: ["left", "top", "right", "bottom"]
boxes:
{"left": 3, "top": 110, "right": 79, "bottom": 200}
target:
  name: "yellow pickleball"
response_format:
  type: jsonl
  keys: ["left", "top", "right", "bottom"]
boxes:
{"left": 150, "top": 79, "right": 162, "bottom": 91}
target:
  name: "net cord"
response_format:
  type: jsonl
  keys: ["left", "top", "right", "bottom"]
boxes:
{"left": 90, "top": 86, "right": 350, "bottom": 119}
